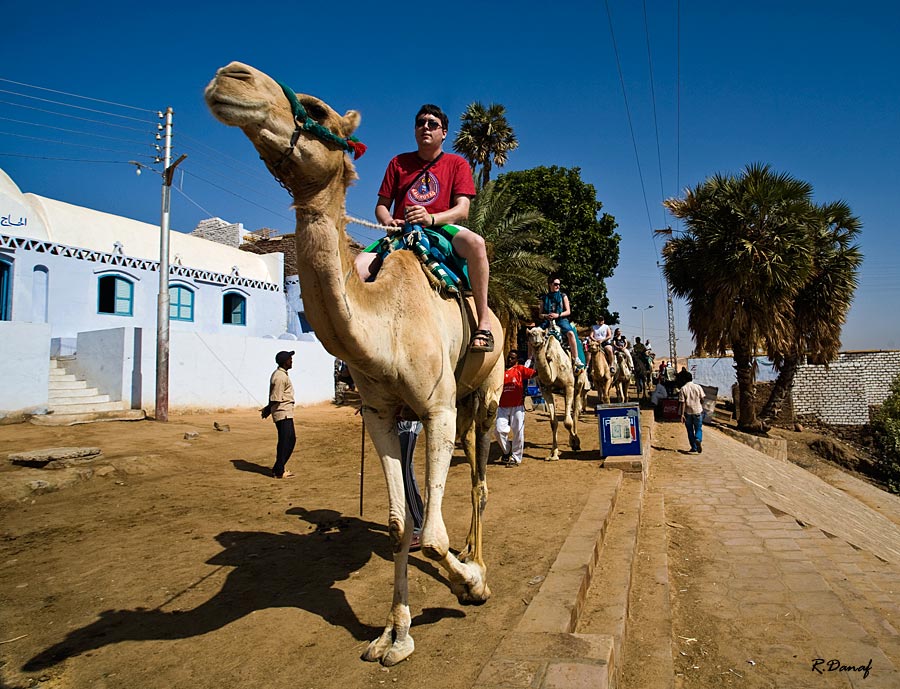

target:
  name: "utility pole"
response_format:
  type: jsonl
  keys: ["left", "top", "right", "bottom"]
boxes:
{"left": 653, "top": 226, "right": 678, "bottom": 366}
{"left": 154, "top": 107, "right": 186, "bottom": 422}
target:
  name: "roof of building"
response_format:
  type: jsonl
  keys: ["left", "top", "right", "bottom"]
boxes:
{"left": 0, "top": 167, "right": 281, "bottom": 284}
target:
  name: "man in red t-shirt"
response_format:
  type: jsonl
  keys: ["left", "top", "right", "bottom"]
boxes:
{"left": 354, "top": 104, "right": 495, "bottom": 352}
{"left": 495, "top": 349, "right": 537, "bottom": 466}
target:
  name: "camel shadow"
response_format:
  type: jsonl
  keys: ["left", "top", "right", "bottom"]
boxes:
{"left": 230, "top": 458, "right": 272, "bottom": 476}
{"left": 23, "top": 507, "right": 455, "bottom": 672}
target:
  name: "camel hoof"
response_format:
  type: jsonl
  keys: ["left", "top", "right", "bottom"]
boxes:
{"left": 382, "top": 637, "right": 415, "bottom": 666}
{"left": 362, "top": 632, "right": 393, "bottom": 663}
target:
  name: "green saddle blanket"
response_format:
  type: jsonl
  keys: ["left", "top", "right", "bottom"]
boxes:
{"left": 365, "top": 223, "right": 470, "bottom": 294}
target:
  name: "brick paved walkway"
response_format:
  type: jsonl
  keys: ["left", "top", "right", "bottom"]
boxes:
{"left": 651, "top": 422, "right": 900, "bottom": 688}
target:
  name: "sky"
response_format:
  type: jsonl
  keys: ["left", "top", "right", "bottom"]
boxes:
{"left": 2, "top": 1, "right": 898, "bottom": 355}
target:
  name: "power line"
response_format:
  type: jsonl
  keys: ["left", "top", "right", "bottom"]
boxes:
{"left": 0, "top": 88, "right": 154, "bottom": 124}
{"left": 603, "top": 0, "right": 655, "bottom": 235}
{"left": 0, "top": 152, "right": 133, "bottom": 165}
{"left": 0, "top": 130, "right": 157, "bottom": 157}
{"left": 0, "top": 115, "right": 158, "bottom": 148}
{"left": 641, "top": 0, "right": 668, "bottom": 229}
{"left": 0, "top": 76, "right": 156, "bottom": 113}
{"left": 0, "top": 98, "right": 156, "bottom": 133}
{"left": 179, "top": 169, "right": 294, "bottom": 222}
{"left": 177, "top": 131, "right": 276, "bottom": 183}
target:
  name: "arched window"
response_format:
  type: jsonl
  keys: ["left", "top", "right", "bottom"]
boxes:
{"left": 170, "top": 285, "right": 194, "bottom": 322}
{"left": 0, "top": 257, "right": 11, "bottom": 321}
{"left": 223, "top": 292, "right": 246, "bottom": 326}
{"left": 98, "top": 275, "right": 133, "bottom": 316}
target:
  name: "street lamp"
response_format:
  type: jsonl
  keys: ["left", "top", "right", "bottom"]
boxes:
{"left": 632, "top": 305, "right": 654, "bottom": 342}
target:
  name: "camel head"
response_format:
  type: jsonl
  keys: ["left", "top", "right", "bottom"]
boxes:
{"left": 205, "top": 61, "right": 361, "bottom": 203}
{"left": 586, "top": 339, "right": 602, "bottom": 354}
{"left": 527, "top": 327, "right": 549, "bottom": 350}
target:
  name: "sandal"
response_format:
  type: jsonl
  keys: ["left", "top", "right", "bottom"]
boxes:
{"left": 274, "top": 470, "right": 296, "bottom": 479}
{"left": 470, "top": 329, "right": 494, "bottom": 352}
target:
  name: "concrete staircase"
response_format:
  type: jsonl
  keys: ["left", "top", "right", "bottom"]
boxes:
{"left": 35, "top": 357, "right": 145, "bottom": 426}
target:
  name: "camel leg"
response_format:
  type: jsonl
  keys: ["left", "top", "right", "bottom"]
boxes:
{"left": 541, "top": 387, "right": 560, "bottom": 461}
{"left": 456, "top": 398, "right": 494, "bottom": 566}
{"left": 563, "top": 382, "right": 580, "bottom": 452}
{"left": 359, "top": 411, "right": 416, "bottom": 666}
{"left": 421, "top": 407, "right": 491, "bottom": 604}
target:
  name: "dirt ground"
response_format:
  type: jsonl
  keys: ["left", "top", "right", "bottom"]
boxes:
{"left": 0, "top": 401, "right": 607, "bottom": 689}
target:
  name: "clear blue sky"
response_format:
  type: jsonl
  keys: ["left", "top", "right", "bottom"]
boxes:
{"left": 2, "top": 1, "right": 897, "bottom": 353}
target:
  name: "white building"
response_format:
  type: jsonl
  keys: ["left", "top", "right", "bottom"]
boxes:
{"left": 0, "top": 167, "right": 333, "bottom": 421}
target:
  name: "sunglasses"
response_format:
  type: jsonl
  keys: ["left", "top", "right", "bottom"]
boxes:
{"left": 551, "top": 282, "right": 561, "bottom": 286}
{"left": 415, "top": 118, "right": 442, "bottom": 131}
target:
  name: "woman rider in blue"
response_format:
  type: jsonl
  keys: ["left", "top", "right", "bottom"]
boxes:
{"left": 539, "top": 277, "right": 586, "bottom": 371}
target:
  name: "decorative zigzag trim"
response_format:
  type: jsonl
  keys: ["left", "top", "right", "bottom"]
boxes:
{"left": 0, "top": 234, "right": 281, "bottom": 292}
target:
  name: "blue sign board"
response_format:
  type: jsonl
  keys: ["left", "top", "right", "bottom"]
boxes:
{"left": 597, "top": 403, "right": 642, "bottom": 457}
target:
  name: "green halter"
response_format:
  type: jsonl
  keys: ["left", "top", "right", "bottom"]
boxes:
{"left": 276, "top": 80, "right": 366, "bottom": 159}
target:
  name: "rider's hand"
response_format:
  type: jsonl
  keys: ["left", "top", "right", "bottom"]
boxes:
{"left": 404, "top": 205, "right": 428, "bottom": 227}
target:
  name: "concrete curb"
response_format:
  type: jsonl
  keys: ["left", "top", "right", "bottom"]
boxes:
{"left": 474, "top": 413, "right": 656, "bottom": 688}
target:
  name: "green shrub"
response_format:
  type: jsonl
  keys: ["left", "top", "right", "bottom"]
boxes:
{"left": 872, "top": 373, "right": 900, "bottom": 493}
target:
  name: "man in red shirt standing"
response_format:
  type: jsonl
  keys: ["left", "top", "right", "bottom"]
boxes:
{"left": 355, "top": 104, "right": 494, "bottom": 352}
{"left": 495, "top": 349, "right": 537, "bottom": 466}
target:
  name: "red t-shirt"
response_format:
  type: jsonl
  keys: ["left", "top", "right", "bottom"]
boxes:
{"left": 499, "top": 364, "right": 538, "bottom": 408}
{"left": 377, "top": 152, "right": 476, "bottom": 220}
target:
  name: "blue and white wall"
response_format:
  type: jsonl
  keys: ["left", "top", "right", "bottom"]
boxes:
{"left": 0, "top": 167, "right": 335, "bottom": 418}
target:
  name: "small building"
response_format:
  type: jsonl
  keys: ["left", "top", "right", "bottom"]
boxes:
{"left": 0, "top": 167, "right": 333, "bottom": 421}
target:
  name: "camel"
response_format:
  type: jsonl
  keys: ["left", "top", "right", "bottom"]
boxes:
{"left": 587, "top": 339, "right": 612, "bottom": 407}
{"left": 205, "top": 62, "right": 504, "bottom": 666}
{"left": 527, "top": 327, "right": 584, "bottom": 460}
{"left": 611, "top": 349, "right": 632, "bottom": 403}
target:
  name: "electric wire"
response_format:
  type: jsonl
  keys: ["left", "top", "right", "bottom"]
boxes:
{"left": 0, "top": 77, "right": 156, "bottom": 113}
{"left": 0, "top": 88, "right": 154, "bottom": 124}
{"left": 177, "top": 131, "right": 276, "bottom": 184}
{"left": 0, "top": 115, "right": 159, "bottom": 148}
{"left": 0, "top": 99, "right": 156, "bottom": 133}
{"left": 0, "top": 130, "right": 157, "bottom": 157}
{"left": 174, "top": 155, "right": 290, "bottom": 207}
{"left": 641, "top": 0, "right": 668, "bottom": 229}
{"left": 0, "top": 152, "right": 133, "bottom": 165}
{"left": 603, "top": 0, "right": 655, "bottom": 236}
{"left": 172, "top": 184, "right": 216, "bottom": 219}
{"left": 179, "top": 169, "right": 294, "bottom": 222}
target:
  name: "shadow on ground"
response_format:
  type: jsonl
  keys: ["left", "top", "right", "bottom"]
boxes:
{"left": 23, "top": 507, "right": 460, "bottom": 671}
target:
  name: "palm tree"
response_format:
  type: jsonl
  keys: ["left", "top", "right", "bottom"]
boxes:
{"left": 759, "top": 201, "right": 862, "bottom": 422}
{"left": 662, "top": 163, "right": 816, "bottom": 431}
{"left": 468, "top": 180, "right": 555, "bottom": 349}
{"left": 453, "top": 102, "right": 518, "bottom": 188}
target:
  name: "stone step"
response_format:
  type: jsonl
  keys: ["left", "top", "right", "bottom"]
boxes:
{"left": 48, "top": 379, "right": 89, "bottom": 391}
{"left": 30, "top": 409, "right": 146, "bottom": 426}
{"left": 47, "top": 400, "right": 125, "bottom": 414}
{"left": 48, "top": 386, "right": 99, "bottom": 399}
{"left": 48, "top": 371, "right": 78, "bottom": 382}
{"left": 619, "top": 492, "right": 674, "bottom": 689}
{"left": 573, "top": 477, "right": 644, "bottom": 688}
{"left": 475, "top": 471, "right": 627, "bottom": 689}
{"left": 49, "top": 393, "right": 110, "bottom": 406}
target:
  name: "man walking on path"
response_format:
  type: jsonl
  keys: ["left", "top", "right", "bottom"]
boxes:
{"left": 495, "top": 350, "right": 537, "bottom": 466}
{"left": 678, "top": 371, "right": 705, "bottom": 454}
{"left": 261, "top": 350, "right": 296, "bottom": 478}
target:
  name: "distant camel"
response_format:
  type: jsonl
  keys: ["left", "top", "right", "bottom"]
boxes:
{"left": 611, "top": 350, "right": 632, "bottom": 403}
{"left": 527, "top": 327, "right": 583, "bottom": 460}
{"left": 587, "top": 339, "right": 612, "bottom": 407}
